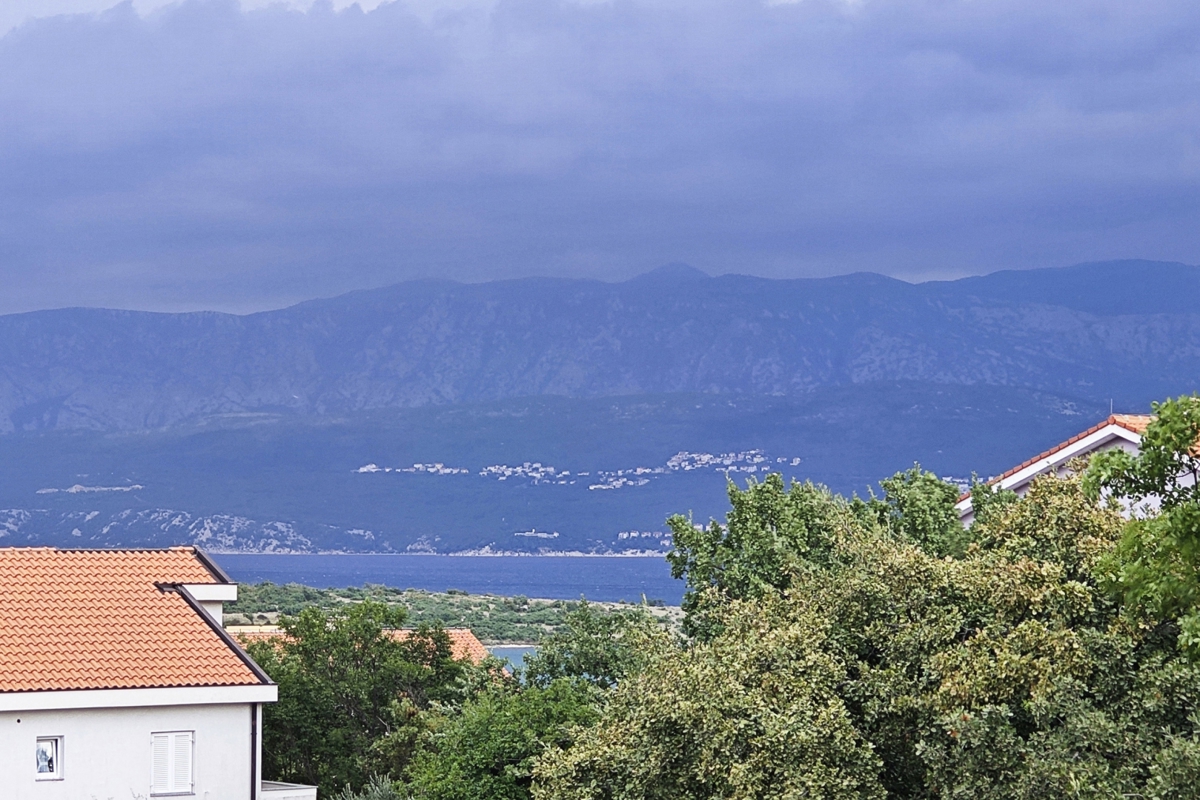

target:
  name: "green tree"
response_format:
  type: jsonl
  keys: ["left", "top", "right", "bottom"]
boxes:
{"left": 861, "top": 464, "right": 967, "bottom": 556}
{"left": 966, "top": 478, "right": 1019, "bottom": 529}
{"left": 405, "top": 603, "right": 668, "bottom": 799}
{"left": 666, "top": 474, "right": 844, "bottom": 638}
{"left": 1087, "top": 394, "right": 1200, "bottom": 509}
{"left": 1087, "top": 394, "right": 1200, "bottom": 653}
{"left": 523, "top": 602, "right": 671, "bottom": 690}
{"left": 913, "top": 475, "right": 1134, "bottom": 798}
{"left": 406, "top": 680, "right": 600, "bottom": 800}
{"left": 246, "top": 601, "right": 467, "bottom": 794}
{"left": 544, "top": 468, "right": 1200, "bottom": 799}
{"left": 533, "top": 597, "right": 886, "bottom": 800}
{"left": 332, "top": 775, "right": 405, "bottom": 800}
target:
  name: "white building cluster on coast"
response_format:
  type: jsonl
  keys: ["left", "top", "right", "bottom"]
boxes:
{"left": 355, "top": 449, "right": 806, "bottom": 492}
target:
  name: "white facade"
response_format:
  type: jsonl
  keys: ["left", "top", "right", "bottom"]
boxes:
{"left": 1, "top": 698, "right": 265, "bottom": 800}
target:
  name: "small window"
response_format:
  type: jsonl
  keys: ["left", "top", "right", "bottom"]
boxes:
{"left": 35, "top": 736, "right": 63, "bottom": 780}
{"left": 150, "top": 731, "right": 194, "bottom": 796}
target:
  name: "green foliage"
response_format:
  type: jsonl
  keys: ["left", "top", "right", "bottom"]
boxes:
{"left": 331, "top": 775, "right": 405, "bottom": 800}
{"left": 523, "top": 602, "right": 673, "bottom": 690}
{"left": 1088, "top": 395, "right": 1200, "bottom": 655}
{"left": 247, "top": 601, "right": 468, "bottom": 794}
{"left": 1087, "top": 394, "right": 1200, "bottom": 510}
{"left": 401, "top": 607, "right": 657, "bottom": 800}
{"left": 541, "top": 469, "right": 1200, "bottom": 798}
{"left": 863, "top": 464, "right": 967, "bottom": 556}
{"left": 967, "top": 469, "right": 1120, "bottom": 580}
{"left": 1147, "top": 727, "right": 1200, "bottom": 798}
{"left": 228, "top": 583, "right": 665, "bottom": 644}
{"left": 227, "top": 581, "right": 332, "bottom": 618}
{"left": 967, "top": 478, "right": 1020, "bottom": 529}
{"left": 1106, "top": 506, "right": 1200, "bottom": 651}
{"left": 666, "top": 474, "right": 844, "bottom": 638}
{"left": 407, "top": 680, "right": 600, "bottom": 800}
{"left": 533, "top": 598, "right": 886, "bottom": 800}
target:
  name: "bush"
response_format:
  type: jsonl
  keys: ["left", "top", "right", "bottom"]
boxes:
{"left": 332, "top": 775, "right": 404, "bottom": 800}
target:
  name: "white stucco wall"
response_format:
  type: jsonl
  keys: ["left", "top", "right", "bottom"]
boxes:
{"left": 0, "top": 702, "right": 256, "bottom": 800}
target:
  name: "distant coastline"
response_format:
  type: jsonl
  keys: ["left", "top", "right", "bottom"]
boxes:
{"left": 213, "top": 551, "right": 685, "bottom": 604}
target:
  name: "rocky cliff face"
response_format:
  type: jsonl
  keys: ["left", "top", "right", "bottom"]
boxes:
{"left": 1, "top": 259, "right": 1196, "bottom": 433}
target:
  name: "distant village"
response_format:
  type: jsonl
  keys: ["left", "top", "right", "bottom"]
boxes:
{"left": 355, "top": 449, "right": 807, "bottom": 492}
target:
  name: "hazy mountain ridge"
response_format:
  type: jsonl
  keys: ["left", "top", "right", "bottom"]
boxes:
{"left": 2, "top": 260, "right": 1197, "bottom": 433}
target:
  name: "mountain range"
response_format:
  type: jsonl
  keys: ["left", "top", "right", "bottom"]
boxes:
{"left": 3, "top": 259, "right": 1197, "bottom": 433}
{"left": 0, "top": 259, "right": 1197, "bottom": 553}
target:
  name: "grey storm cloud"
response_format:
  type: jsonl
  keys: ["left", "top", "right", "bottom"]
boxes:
{"left": 0, "top": 0, "right": 1198, "bottom": 312}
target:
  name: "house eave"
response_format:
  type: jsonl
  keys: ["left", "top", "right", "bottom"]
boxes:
{"left": 0, "top": 683, "right": 278, "bottom": 712}
{"left": 955, "top": 422, "right": 1144, "bottom": 519}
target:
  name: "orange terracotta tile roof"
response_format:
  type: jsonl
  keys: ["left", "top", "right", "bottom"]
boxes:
{"left": 442, "top": 628, "right": 490, "bottom": 663}
{"left": 0, "top": 547, "right": 267, "bottom": 693}
{"left": 231, "top": 626, "right": 490, "bottom": 664}
{"left": 1109, "top": 414, "right": 1154, "bottom": 435}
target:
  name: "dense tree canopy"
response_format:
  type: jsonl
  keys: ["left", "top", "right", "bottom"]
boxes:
{"left": 533, "top": 598, "right": 886, "bottom": 800}
{"left": 1088, "top": 394, "right": 1200, "bottom": 654}
{"left": 541, "top": 468, "right": 1200, "bottom": 798}
{"left": 404, "top": 605, "right": 666, "bottom": 800}
{"left": 407, "top": 680, "right": 599, "bottom": 800}
{"left": 666, "top": 475, "right": 843, "bottom": 639}
{"left": 246, "top": 601, "right": 467, "bottom": 794}
{"left": 523, "top": 602, "right": 672, "bottom": 691}
{"left": 861, "top": 464, "right": 968, "bottom": 557}
{"left": 264, "top": 399, "right": 1200, "bottom": 800}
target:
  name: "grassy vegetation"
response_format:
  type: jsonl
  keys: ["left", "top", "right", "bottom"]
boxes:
{"left": 225, "top": 582, "right": 682, "bottom": 644}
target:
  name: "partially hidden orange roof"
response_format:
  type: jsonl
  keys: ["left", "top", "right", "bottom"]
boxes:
{"left": 232, "top": 626, "right": 490, "bottom": 665}
{"left": 0, "top": 547, "right": 267, "bottom": 693}
{"left": 987, "top": 414, "right": 1153, "bottom": 486}
{"left": 957, "top": 414, "right": 1154, "bottom": 502}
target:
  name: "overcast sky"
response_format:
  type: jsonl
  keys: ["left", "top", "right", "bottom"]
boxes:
{"left": 1, "top": 0, "right": 1198, "bottom": 313}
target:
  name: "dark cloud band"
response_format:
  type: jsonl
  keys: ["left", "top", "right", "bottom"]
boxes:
{"left": 1, "top": 0, "right": 1198, "bottom": 312}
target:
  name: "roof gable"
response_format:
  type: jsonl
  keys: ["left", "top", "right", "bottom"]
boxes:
{"left": 955, "top": 414, "right": 1154, "bottom": 517}
{"left": 0, "top": 547, "right": 267, "bottom": 693}
{"left": 988, "top": 414, "right": 1152, "bottom": 487}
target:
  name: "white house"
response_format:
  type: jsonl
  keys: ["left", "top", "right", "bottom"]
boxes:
{"left": 0, "top": 546, "right": 316, "bottom": 800}
{"left": 955, "top": 414, "right": 1153, "bottom": 524}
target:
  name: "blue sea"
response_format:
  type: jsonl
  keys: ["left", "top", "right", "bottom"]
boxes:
{"left": 211, "top": 554, "right": 685, "bottom": 605}
{"left": 488, "top": 645, "right": 539, "bottom": 669}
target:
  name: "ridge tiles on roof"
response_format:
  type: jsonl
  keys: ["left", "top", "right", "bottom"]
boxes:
{"left": 986, "top": 414, "right": 1153, "bottom": 486}
{"left": 955, "top": 414, "right": 1154, "bottom": 503}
